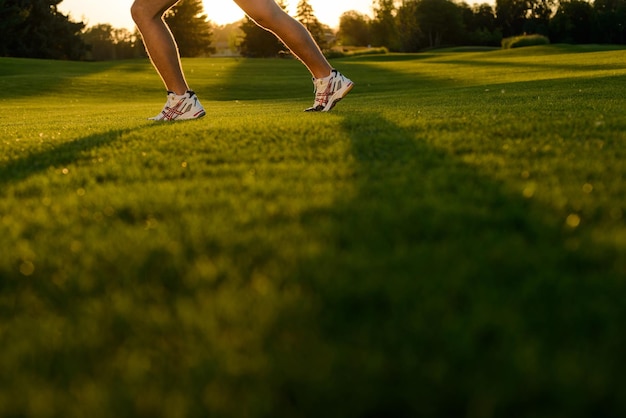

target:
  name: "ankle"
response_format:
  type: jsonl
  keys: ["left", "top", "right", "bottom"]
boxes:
{"left": 313, "top": 69, "right": 333, "bottom": 80}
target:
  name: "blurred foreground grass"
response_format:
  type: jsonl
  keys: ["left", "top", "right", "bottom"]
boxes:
{"left": 1, "top": 45, "right": 626, "bottom": 417}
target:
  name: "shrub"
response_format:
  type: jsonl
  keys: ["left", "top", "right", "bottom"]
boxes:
{"left": 501, "top": 34, "right": 550, "bottom": 49}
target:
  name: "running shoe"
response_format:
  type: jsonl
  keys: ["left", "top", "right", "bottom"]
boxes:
{"left": 149, "top": 90, "right": 206, "bottom": 121}
{"left": 305, "top": 70, "right": 354, "bottom": 112}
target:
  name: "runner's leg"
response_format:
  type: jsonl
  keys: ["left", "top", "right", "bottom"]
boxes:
{"left": 131, "top": 0, "right": 189, "bottom": 94}
{"left": 233, "top": 0, "right": 332, "bottom": 78}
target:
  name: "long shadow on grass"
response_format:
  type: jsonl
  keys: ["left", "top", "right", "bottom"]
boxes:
{"left": 0, "top": 58, "right": 140, "bottom": 98}
{"left": 199, "top": 56, "right": 456, "bottom": 104}
{"left": 272, "top": 112, "right": 626, "bottom": 418}
{"left": 0, "top": 129, "right": 128, "bottom": 187}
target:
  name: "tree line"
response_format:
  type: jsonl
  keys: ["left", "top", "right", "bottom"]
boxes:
{"left": 0, "top": 0, "right": 212, "bottom": 60}
{"left": 2, "top": 0, "right": 626, "bottom": 60}
{"left": 341, "top": 0, "right": 626, "bottom": 51}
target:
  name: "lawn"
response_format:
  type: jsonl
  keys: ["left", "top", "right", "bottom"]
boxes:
{"left": 1, "top": 45, "right": 626, "bottom": 418}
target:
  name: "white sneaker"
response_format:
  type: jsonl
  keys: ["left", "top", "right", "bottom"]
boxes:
{"left": 305, "top": 70, "right": 354, "bottom": 112}
{"left": 149, "top": 90, "right": 206, "bottom": 121}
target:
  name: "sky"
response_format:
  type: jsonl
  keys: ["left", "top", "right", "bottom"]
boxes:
{"left": 58, "top": 0, "right": 376, "bottom": 30}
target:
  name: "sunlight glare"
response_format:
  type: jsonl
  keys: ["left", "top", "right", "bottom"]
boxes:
{"left": 202, "top": 1, "right": 245, "bottom": 25}
{"left": 59, "top": 0, "right": 377, "bottom": 29}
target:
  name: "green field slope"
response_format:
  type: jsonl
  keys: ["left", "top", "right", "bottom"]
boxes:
{"left": 1, "top": 45, "right": 626, "bottom": 417}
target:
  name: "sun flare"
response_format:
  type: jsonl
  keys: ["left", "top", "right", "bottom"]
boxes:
{"left": 59, "top": 0, "right": 375, "bottom": 30}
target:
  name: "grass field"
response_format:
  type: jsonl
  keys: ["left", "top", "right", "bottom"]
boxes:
{"left": 1, "top": 44, "right": 626, "bottom": 417}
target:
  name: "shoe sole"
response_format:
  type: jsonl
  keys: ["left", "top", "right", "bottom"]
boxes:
{"left": 180, "top": 109, "right": 207, "bottom": 120}
{"left": 149, "top": 109, "right": 206, "bottom": 121}
{"left": 323, "top": 82, "right": 354, "bottom": 112}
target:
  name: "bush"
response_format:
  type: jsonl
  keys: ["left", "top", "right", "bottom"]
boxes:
{"left": 501, "top": 34, "right": 550, "bottom": 49}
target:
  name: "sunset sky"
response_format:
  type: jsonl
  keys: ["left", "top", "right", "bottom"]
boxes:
{"left": 59, "top": 0, "right": 376, "bottom": 30}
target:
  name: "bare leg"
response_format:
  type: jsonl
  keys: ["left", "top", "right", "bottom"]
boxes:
{"left": 131, "top": 0, "right": 189, "bottom": 94}
{"left": 233, "top": 0, "right": 333, "bottom": 79}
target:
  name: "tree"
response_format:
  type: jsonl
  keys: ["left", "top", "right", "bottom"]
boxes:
{"left": 239, "top": 0, "right": 289, "bottom": 57}
{"left": 523, "top": 0, "right": 555, "bottom": 35}
{"left": 295, "top": 0, "right": 327, "bottom": 49}
{"left": 397, "top": 0, "right": 422, "bottom": 51}
{"left": 82, "top": 24, "right": 117, "bottom": 61}
{"left": 414, "top": 0, "right": 465, "bottom": 48}
{"left": 371, "top": 0, "right": 401, "bottom": 50}
{"left": 465, "top": 3, "right": 498, "bottom": 33}
{"left": 0, "top": 0, "right": 86, "bottom": 59}
{"left": 550, "top": 0, "right": 596, "bottom": 43}
{"left": 460, "top": 2, "right": 502, "bottom": 46}
{"left": 82, "top": 24, "right": 143, "bottom": 61}
{"left": 164, "top": 0, "right": 215, "bottom": 57}
{"left": 338, "top": 11, "right": 372, "bottom": 46}
{"left": 594, "top": 0, "right": 626, "bottom": 43}
{"left": 496, "top": 0, "right": 530, "bottom": 37}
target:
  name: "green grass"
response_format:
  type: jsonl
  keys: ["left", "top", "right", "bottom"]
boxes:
{"left": 1, "top": 44, "right": 626, "bottom": 417}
